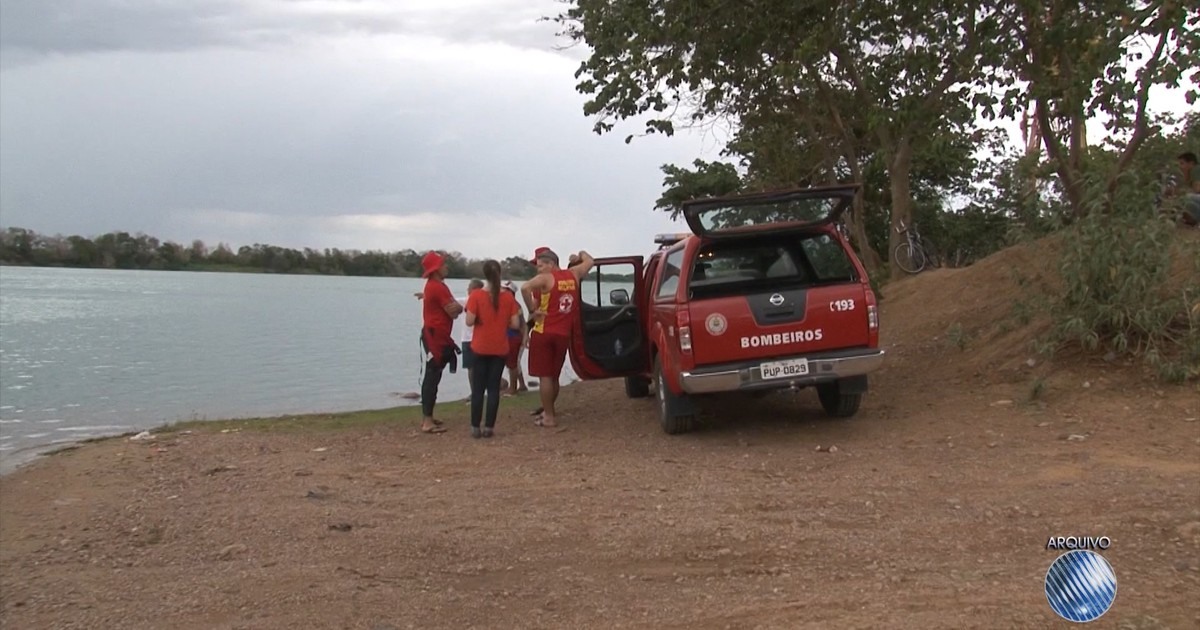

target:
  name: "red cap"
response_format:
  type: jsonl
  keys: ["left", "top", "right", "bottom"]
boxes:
{"left": 530, "top": 246, "right": 558, "bottom": 265}
{"left": 421, "top": 251, "right": 445, "bottom": 278}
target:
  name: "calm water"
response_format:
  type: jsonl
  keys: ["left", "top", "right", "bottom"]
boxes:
{"left": 0, "top": 267, "right": 594, "bottom": 470}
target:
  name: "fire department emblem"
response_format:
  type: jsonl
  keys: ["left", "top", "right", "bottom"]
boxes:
{"left": 705, "top": 313, "right": 727, "bottom": 336}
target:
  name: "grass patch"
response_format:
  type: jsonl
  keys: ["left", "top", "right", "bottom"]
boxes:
{"left": 154, "top": 393, "right": 546, "bottom": 435}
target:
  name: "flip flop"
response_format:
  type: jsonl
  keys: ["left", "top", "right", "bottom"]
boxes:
{"left": 421, "top": 425, "right": 447, "bottom": 434}
{"left": 431, "top": 418, "right": 445, "bottom": 426}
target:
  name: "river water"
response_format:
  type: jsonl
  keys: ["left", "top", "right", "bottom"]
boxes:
{"left": 0, "top": 266, "right": 589, "bottom": 471}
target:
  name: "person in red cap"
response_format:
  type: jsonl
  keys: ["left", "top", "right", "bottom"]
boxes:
{"left": 520, "top": 246, "right": 593, "bottom": 427}
{"left": 418, "top": 250, "right": 462, "bottom": 433}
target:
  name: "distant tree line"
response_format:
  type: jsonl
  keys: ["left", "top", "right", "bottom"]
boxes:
{"left": 0, "top": 228, "right": 544, "bottom": 280}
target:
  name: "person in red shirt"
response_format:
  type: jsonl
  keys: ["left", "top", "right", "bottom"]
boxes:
{"left": 464, "top": 261, "right": 521, "bottom": 438}
{"left": 418, "top": 251, "right": 463, "bottom": 434}
{"left": 520, "top": 246, "right": 594, "bottom": 427}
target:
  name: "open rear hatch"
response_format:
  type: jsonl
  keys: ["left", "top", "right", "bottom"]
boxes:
{"left": 681, "top": 184, "right": 856, "bottom": 238}
{"left": 679, "top": 186, "right": 871, "bottom": 366}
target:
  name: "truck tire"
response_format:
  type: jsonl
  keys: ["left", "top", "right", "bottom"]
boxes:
{"left": 624, "top": 375, "right": 651, "bottom": 398}
{"left": 655, "top": 357, "right": 696, "bottom": 434}
{"left": 817, "top": 381, "right": 862, "bottom": 418}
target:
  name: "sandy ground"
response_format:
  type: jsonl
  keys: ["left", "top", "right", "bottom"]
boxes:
{"left": 1, "top": 360, "right": 1198, "bottom": 629}
{"left": 2, "top": 239, "right": 1199, "bottom": 629}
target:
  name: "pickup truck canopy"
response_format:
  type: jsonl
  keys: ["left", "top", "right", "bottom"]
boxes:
{"left": 681, "top": 184, "right": 858, "bottom": 239}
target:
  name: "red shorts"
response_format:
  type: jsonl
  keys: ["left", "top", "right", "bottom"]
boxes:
{"left": 505, "top": 336, "right": 521, "bottom": 370}
{"left": 527, "top": 332, "right": 569, "bottom": 378}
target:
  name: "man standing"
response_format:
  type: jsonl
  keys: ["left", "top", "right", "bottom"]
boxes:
{"left": 418, "top": 251, "right": 462, "bottom": 434}
{"left": 1171, "top": 152, "right": 1200, "bottom": 227}
{"left": 521, "top": 247, "right": 593, "bottom": 427}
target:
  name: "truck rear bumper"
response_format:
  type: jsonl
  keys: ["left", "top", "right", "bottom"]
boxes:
{"left": 679, "top": 348, "right": 885, "bottom": 395}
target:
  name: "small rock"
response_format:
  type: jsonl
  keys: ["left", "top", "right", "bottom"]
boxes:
{"left": 329, "top": 523, "right": 353, "bottom": 532}
{"left": 988, "top": 442, "right": 998, "bottom": 448}
{"left": 129, "top": 431, "right": 155, "bottom": 441}
{"left": 1067, "top": 434, "right": 1087, "bottom": 442}
{"left": 1082, "top": 381, "right": 1091, "bottom": 388}
{"left": 1184, "top": 417, "right": 1198, "bottom": 423}
{"left": 1025, "top": 358, "right": 1036, "bottom": 367}
{"left": 294, "top": 470, "right": 313, "bottom": 477}
{"left": 828, "top": 445, "right": 838, "bottom": 453}
{"left": 312, "top": 447, "right": 328, "bottom": 453}
{"left": 1036, "top": 422, "right": 1050, "bottom": 427}
{"left": 989, "top": 400, "right": 1014, "bottom": 407}
{"left": 216, "top": 544, "right": 247, "bottom": 561}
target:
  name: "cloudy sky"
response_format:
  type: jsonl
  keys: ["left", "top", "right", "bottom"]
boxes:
{"left": 0, "top": 0, "right": 727, "bottom": 260}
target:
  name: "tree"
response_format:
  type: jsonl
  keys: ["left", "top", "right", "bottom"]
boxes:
{"left": 552, "top": 0, "right": 996, "bottom": 274}
{"left": 980, "top": 0, "right": 1199, "bottom": 217}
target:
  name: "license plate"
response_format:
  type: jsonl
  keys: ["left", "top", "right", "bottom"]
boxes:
{"left": 760, "top": 358, "right": 810, "bottom": 380}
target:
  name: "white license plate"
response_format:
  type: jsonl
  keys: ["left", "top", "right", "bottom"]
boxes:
{"left": 760, "top": 358, "right": 810, "bottom": 380}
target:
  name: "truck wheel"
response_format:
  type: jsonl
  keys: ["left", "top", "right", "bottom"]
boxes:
{"left": 817, "top": 381, "right": 862, "bottom": 418}
{"left": 624, "top": 375, "right": 651, "bottom": 398}
{"left": 655, "top": 357, "right": 696, "bottom": 434}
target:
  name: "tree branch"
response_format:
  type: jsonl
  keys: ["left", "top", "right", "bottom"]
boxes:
{"left": 1105, "top": 18, "right": 1173, "bottom": 201}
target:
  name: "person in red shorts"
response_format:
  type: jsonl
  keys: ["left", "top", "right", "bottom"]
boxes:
{"left": 501, "top": 281, "right": 528, "bottom": 396}
{"left": 520, "top": 246, "right": 593, "bottom": 427}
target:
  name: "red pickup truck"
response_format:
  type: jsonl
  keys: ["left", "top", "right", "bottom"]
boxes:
{"left": 566, "top": 184, "right": 885, "bottom": 434}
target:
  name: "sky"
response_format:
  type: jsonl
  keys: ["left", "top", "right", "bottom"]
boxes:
{"left": 0, "top": 0, "right": 727, "bottom": 260}
{"left": 0, "top": 1, "right": 1192, "bottom": 261}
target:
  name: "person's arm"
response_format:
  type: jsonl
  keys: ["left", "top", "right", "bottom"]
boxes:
{"left": 520, "top": 273, "right": 551, "bottom": 314}
{"left": 429, "top": 284, "right": 462, "bottom": 319}
{"left": 507, "top": 298, "right": 520, "bottom": 330}
{"left": 444, "top": 294, "right": 463, "bottom": 318}
{"left": 464, "top": 293, "right": 478, "bottom": 327}
{"left": 571, "top": 250, "right": 595, "bottom": 281}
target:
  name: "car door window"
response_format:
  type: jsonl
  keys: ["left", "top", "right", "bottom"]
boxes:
{"left": 656, "top": 248, "right": 685, "bottom": 299}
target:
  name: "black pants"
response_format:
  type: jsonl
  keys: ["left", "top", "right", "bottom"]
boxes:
{"left": 470, "top": 354, "right": 507, "bottom": 428}
{"left": 421, "top": 357, "right": 445, "bottom": 417}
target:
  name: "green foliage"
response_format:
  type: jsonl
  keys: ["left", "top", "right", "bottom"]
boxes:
{"left": 654, "top": 160, "right": 743, "bottom": 219}
{"left": 1047, "top": 206, "right": 1198, "bottom": 382}
{"left": 945, "top": 323, "right": 971, "bottom": 351}
{"left": 0, "top": 227, "right": 542, "bottom": 280}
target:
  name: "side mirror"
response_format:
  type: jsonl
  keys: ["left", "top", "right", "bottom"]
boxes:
{"left": 609, "top": 288, "right": 630, "bottom": 306}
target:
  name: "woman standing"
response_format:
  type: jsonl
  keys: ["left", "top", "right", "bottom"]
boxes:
{"left": 464, "top": 260, "right": 521, "bottom": 438}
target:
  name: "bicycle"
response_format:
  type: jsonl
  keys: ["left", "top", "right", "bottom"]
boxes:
{"left": 892, "top": 219, "right": 939, "bottom": 274}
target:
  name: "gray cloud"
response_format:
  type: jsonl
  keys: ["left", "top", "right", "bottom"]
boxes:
{"left": 0, "top": 0, "right": 568, "bottom": 67}
{"left": 0, "top": 0, "right": 721, "bottom": 259}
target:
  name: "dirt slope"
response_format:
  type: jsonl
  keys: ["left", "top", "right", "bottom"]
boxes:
{"left": 1, "top": 235, "right": 1198, "bottom": 630}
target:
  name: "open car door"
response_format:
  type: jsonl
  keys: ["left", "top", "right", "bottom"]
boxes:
{"left": 569, "top": 256, "right": 648, "bottom": 380}
{"left": 682, "top": 184, "right": 858, "bottom": 238}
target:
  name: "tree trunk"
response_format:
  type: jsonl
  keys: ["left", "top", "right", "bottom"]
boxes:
{"left": 886, "top": 139, "right": 915, "bottom": 278}
{"left": 846, "top": 159, "right": 883, "bottom": 274}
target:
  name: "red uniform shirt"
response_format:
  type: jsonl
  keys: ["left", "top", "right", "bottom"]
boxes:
{"left": 422, "top": 278, "right": 454, "bottom": 341}
{"left": 533, "top": 269, "right": 579, "bottom": 337}
{"left": 466, "top": 289, "right": 519, "bottom": 356}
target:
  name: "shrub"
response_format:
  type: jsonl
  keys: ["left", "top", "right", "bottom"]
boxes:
{"left": 1047, "top": 209, "right": 1199, "bottom": 382}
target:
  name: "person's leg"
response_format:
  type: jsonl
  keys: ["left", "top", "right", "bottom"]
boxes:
{"left": 539, "top": 334, "right": 569, "bottom": 426}
{"left": 483, "top": 355, "right": 505, "bottom": 434}
{"left": 469, "top": 356, "right": 486, "bottom": 437}
{"left": 420, "top": 358, "right": 446, "bottom": 433}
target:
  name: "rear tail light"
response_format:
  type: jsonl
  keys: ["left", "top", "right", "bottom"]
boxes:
{"left": 677, "top": 310, "right": 692, "bottom": 353}
{"left": 868, "top": 304, "right": 878, "bottom": 330}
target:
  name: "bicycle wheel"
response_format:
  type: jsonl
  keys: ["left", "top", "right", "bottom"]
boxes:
{"left": 893, "top": 241, "right": 926, "bottom": 274}
{"left": 920, "top": 237, "right": 941, "bottom": 268}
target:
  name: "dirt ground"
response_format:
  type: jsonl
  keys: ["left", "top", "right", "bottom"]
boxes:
{"left": 2, "top": 244, "right": 1199, "bottom": 629}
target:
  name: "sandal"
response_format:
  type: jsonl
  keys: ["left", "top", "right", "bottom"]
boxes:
{"left": 482, "top": 428, "right": 494, "bottom": 438}
{"left": 421, "top": 424, "right": 447, "bottom": 434}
